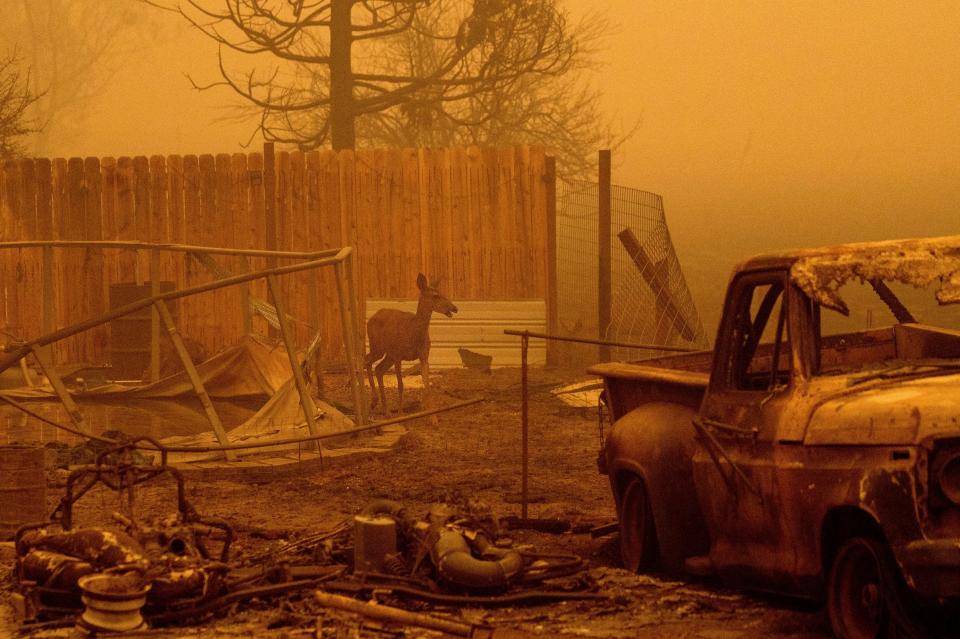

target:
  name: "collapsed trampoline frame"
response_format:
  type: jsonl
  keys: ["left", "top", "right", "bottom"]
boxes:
{"left": 0, "top": 241, "right": 368, "bottom": 461}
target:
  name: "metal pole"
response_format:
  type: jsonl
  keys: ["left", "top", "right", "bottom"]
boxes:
{"left": 345, "top": 251, "right": 368, "bottom": 424}
{"left": 334, "top": 260, "right": 366, "bottom": 426}
{"left": 266, "top": 274, "right": 323, "bottom": 462}
{"left": 502, "top": 329, "right": 695, "bottom": 353}
{"left": 306, "top": 268, "right": 322, "bottom": 395}
{"left": 545, "top": 155, "right": 558, "bottom": 367}
{"left": 598, "top": 149, "right": 612, "bottom": 362}
{"left": 30, "top": 344, "right": 91, "bottom": 435}
{"left": 521, "top": 332, "right": 529, "bottom": 520}
{"left": 154, "top": 300, "right": 236, "bottom": 461}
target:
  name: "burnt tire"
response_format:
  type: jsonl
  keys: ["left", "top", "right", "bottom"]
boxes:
{"left": 827, "top": 536, "right": 922, "bottom": 639}
{"left": 618, "top": 476, "right": 658, "bottom": 572}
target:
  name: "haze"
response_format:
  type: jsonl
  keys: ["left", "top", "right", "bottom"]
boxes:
{"left": 6, "top": 0, "right": 959, "bottom": 334}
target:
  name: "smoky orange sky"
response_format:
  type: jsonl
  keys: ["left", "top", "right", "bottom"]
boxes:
{"left": 15, "top": 0, "right": 960, "bottom": 333}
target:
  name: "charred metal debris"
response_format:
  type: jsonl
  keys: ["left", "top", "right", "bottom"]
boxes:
{"left": 10, "top": 438, "right": 601, "bottom": 636}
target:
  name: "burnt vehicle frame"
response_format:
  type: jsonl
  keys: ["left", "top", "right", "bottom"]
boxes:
{"left": 13, "top": 436, "right": 234, "bottom": 621}
{"left": 591, "top": 235, "right": 960, "bottom": 638}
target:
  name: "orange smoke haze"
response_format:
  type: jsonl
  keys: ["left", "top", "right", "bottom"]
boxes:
{"left": 7, "top": 1, "right": 960, "bottom": 333}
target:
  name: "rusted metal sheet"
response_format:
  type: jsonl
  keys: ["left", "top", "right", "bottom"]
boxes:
{"left": 788, "top": 235, "right": 960, "bottom": 313}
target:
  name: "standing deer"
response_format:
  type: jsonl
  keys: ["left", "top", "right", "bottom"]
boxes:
{"left": 365, "top": 273, "right": 458, "bottom": 420}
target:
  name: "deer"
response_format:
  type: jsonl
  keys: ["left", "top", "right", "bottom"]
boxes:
{"left": 365, "top": 273, "right": 458, "bottom": 423}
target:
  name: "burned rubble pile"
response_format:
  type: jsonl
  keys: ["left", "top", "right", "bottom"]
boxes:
{"left": 10, "top": 439, "right": 603, "bottom": 637}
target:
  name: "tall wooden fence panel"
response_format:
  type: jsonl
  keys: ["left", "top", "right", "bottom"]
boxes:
{"left": 0, "top": 144, "right": 549, "bottom": 367}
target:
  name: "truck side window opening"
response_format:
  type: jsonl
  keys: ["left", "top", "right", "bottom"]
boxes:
{"left": 729, "top": 280, "right": 791, "bottom": 391}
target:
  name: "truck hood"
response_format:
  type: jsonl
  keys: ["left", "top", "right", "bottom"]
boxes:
{"left": 804, "top": 371, "right": 960, "bottom": 445}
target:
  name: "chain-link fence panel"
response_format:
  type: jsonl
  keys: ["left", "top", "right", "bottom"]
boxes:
{"left": 555, "top": 182, "right": 708, "bottom": 365}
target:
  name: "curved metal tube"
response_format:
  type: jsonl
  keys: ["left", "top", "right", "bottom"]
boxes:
{"left": 430, "top": 530, "right": 523, "bottom": 589}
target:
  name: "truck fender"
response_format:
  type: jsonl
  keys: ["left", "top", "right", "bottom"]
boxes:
{"left": 606, "top": 402, "right": 711, "bottom": 572}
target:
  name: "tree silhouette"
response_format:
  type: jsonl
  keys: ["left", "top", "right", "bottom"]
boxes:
{"left": 0, "top": 52, "right": 39, "bottom": 159}
{"left": 180, "top": 0, "right": 622, "bottom": 174}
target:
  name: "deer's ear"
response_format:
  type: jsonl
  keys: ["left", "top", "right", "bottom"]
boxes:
{"left": 416, "top": 273, "right": 428, "bottom": 290}
{"left": 430, "top": 276, "right": 442, "bottom": 289}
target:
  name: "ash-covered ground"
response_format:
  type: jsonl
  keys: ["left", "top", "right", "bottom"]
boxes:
{"left": 2, "top": 366, "right": 830, "bottom": 638}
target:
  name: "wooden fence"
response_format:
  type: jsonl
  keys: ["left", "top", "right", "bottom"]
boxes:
{"left": 0, "top": 144, "right": 550, "bottom": 366}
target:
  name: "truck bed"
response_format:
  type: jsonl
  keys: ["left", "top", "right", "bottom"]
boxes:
{"left": 588, "top": 350, "right": 712, "bottom": 422}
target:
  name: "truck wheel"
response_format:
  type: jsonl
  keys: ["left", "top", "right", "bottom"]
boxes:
{"left": 619, "top": 476, "right": 658, "bottom": 572}
{"left": 827, "top": 537, "right": 921, "bottom": 639}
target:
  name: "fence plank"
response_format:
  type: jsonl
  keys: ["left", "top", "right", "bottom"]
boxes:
{"left": 50, "top": 159, "right": 69, "bottom": 361}
{"left": 287, "top": 150, "right": 307, "bottom": 341}
{"left": 35, "top": 159, "right": 53, "bottom": 336}
{"left": 231, "top": 153, "right": 249, "bottom": 248}
{"left": 115, "top": 157, "right": 136, "bottom": 281}
{"left": 381, "top": 148, "right": 400, "bottom": 297}
{"left": 275, "top": 151, "right": 291, "bottom": 252}
{"left": 528, "top": 147, "right": 547, "bottom": 298}
{"left": 64, "top": 158, "right": 85, "bottom": 362}
{"left": 1, "top": 162, "right": 21, "bottom": 340}
{"left": 133, "top": 156, "right": 151, "bottom": 283}
{"left": 197, "top": 154, "right": 217, "bottom": 349}
{"left": 352, "top": 148, "right": 375, "bottom": 297}
{"left": 167, "top": 155, "right": 185, "bottom": 300}
{"left": 17, "top": 160, "right": 38, "bottom": 339}
{"left": 210, "top": 154, "right": 237, "bottom": 345}
{"left": 83, "top": 157, "right": 106, "bottom": 360}
{"left": 149, "top": 154, "right": 169, "bottom": 355}
{"left": 100, "top": 157, "right": 118, "bottom": 324}
{"left": 245, "top": 152, "right": 266, "bottom": 334}
{"left": 181, "top": 155, "right": 201, "bottom": 345}
{"left": 0, "top": 162, "right": 9, "bottom": 337}
{"left": 401, "top": 148, "right": 421, "bottom": 295}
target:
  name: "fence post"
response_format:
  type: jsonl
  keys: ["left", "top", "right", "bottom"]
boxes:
{"left": 545, "top": 156, "right": 558, "bottom": 367}
{"left": 598, "top": 150, "right": 612, "bottom": 362}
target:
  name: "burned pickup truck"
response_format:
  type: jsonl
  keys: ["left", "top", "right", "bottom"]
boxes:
{"left": 590, "top": 236, "right": 960, "bottom": 639}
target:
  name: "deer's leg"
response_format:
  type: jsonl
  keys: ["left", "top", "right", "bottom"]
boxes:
{"left": 374, "top": 357, "right": 392, "bottom": 415}
{"left": 394, "top": 361, "right": 404, "bottom": 413}
{"left": 364, "top": 351, "right": 382, "bottom": 409}
{"left": 420, "top": 356, "right": 439, "bottom": 426}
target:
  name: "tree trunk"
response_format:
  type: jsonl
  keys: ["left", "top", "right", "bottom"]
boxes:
{"left": 329, "top": 0, "right": 356, "bottom": 149}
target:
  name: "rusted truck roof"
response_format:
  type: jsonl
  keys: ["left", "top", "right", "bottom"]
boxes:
{"left": 735, "top": 235, "right": 960, "bottom": 313}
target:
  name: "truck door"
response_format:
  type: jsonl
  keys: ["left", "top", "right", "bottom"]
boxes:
{"left": 695, "top": 269, "right": 799, "bottom": 590}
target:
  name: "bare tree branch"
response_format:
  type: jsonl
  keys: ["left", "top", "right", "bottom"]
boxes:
{"left": 0, "top": 50, "right": 41, "bottom": 159}
{"left": 180, "top": 0, "right": 631, "bottom": 172}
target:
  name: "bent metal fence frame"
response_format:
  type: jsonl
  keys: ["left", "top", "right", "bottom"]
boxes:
{"left": 0, "top": 240, "right": 367, "bottom": 461}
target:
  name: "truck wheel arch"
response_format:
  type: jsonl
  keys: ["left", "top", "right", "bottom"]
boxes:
{"left": 605, "top": 402, "right": 711, "bottom": 572}
{"left": 820, "top": 506, "right": 887, "bottom": 580}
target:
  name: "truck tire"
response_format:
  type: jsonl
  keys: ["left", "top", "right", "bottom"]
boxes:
{"left": 619, "top": 476, "right": 658, "bottom": 572}
{"left": 826, "top": 536, "right": 921, "bottom": 639}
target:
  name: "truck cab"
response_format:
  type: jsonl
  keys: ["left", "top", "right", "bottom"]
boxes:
{"left": 590, "top": 235, "right": 960, "bottom": 639}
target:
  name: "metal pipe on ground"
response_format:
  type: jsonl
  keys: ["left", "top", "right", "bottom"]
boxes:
{"left": 0, "top": 394, "right": 482, "bottom": 455}
{"left": 313, "top": 591, "right": 535, "bottom": 638}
